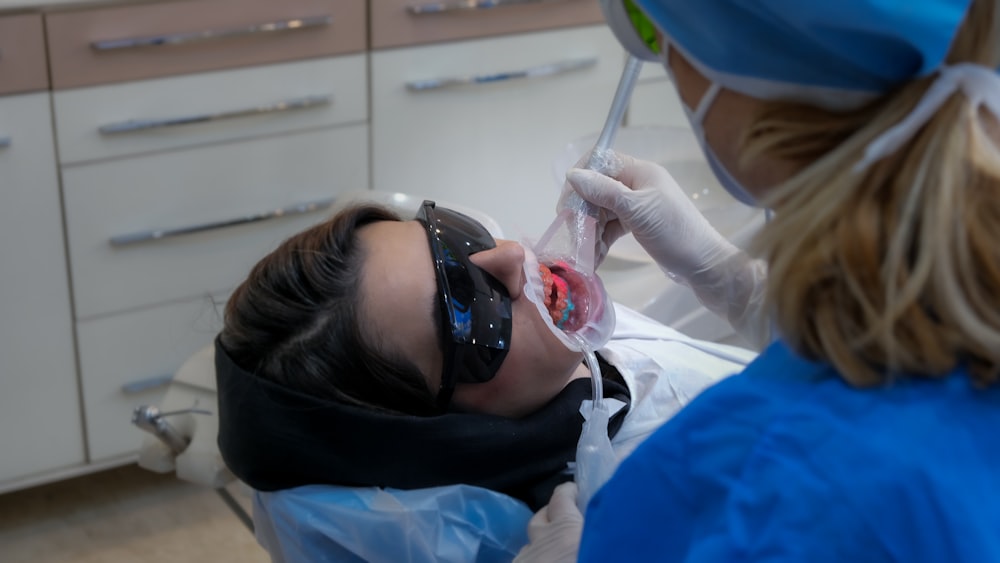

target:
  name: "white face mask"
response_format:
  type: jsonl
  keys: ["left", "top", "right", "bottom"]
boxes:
{"left": 661, "top": 44, "right": 760, "bottom": 207}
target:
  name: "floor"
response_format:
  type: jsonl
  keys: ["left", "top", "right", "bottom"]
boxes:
{"left": 0, "top": 464, "right": 270, "bottom": 563}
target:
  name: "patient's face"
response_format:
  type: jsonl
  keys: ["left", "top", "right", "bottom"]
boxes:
{"left": 358, "top": 220, "right": 588, "bottom": 418}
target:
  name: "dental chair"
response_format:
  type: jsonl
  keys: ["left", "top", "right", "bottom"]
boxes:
{"left": 133, "top": 191, "right": 534, "bottom": 563}
{"left": 133, "top": 184, "right": 760, "bottom": 562}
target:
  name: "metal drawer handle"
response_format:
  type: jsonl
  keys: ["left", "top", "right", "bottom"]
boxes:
{"left": 91, "top": 15, "right": 333, "bottom": 51}
{"left": 121, "top": 374, "right": 174, "bottom": 395}
{"left": 99, "top": 94, "right": 333, "bottom": 135}
{"left": 109, "top": 196, "right": 337, "bottom": 247}
{"left": 0, "top": 137, "right": 10, "bottom": 149}
{"left": 408, "top": 0, "right": 568, "bottom": 14}
{"left": 406, "top": 57, "right": 597, "bottom": 91}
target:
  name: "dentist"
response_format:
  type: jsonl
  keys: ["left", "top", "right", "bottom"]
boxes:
{"left": 516, "top": 0, "right": 1000, "bottom": 560}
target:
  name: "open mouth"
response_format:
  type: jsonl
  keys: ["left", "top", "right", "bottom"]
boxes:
{"left": 539, "top": 261, "right": 589, "bottom": 332}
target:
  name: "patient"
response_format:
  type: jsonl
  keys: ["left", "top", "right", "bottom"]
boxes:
{"left": 215, "top": 200, "right": 753, "bottom": 558}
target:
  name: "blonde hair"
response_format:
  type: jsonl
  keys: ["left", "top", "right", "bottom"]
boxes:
{"left": 742, "top": 0, "right": 1000, "bottom": 386}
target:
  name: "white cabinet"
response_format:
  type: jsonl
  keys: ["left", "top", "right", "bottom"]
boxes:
{"left": 0, "top": 92, "right": 85, "bottom": 484}
{"left": 56, "top": 71, "right": 369, "bottom": 465}
{"left": 0, "top": 12, "right": 83, "bottom": 489}
{"left": 372, "top": 25, "right": 625, "bottom": 238}
{"left": 57, "top": 58, "right": 368, "bottom": 319}
{"left": 1, "top": 0, "right": 636, "bottom": 492}
{"left": 62, "top": 123, "right": 368, "bottom": 462}
{"left": 0, "top": 0, "right": 370, "bottom": 490}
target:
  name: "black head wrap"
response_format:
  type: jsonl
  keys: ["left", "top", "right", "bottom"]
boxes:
{"left": 215, "top": 338, "right": 630, "bottom": 510}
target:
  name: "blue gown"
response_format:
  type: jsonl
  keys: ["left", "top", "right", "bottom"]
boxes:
{"left": 580, "top": 339, "right": 1000, "bottom": 562}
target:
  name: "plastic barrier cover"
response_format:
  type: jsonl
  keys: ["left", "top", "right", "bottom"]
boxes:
{"left": 254, "top": 483, "right": 533, "bottom": 563}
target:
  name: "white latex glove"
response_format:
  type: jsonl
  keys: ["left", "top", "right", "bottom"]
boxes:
{"left": 513, "top": 482, "right": 583, "bottom": 563}
{"left": 566, "top": 151, "right": 771, "bottom": 349}
{"left": 564, "top": 150, "right": 734, "bottom": 276}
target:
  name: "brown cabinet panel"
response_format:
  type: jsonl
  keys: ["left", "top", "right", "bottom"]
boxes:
{"left": 46, "top": 0, "right": 365, "bottom": 89}
{"left": 371, "top": 0, "right": 603, "bottom": 49}
{"left": 0, "top": 14, "right": 49, "bottom": 95}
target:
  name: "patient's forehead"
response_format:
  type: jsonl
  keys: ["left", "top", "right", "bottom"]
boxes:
{"left": 356, "top": 220, "right": 443, "bottom": 390}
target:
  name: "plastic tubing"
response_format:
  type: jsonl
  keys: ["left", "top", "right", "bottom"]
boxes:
{"left": 572, "top": 331, "right": 618, "bottom": 512}
{"left": 573, "top": 333, "right": 603, "bottom": 410}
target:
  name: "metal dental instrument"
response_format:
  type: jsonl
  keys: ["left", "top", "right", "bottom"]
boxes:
{"left": 132, "top": 404, "right": 212, "bottom": 454}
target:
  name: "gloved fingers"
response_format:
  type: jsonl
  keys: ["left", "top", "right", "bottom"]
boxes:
{"left": 568, "top": 150, "right": 690, "bottom": 210}
{"left": 513, "top": 521, "right": 581, "bottom": 563}
{"left": 526, "top": 502, "right": 553, "bottom": 539}
{"left": 602, "top": 151, "right": 694, "bottom": 193}
{"left": 575, "top": 149, "right": 672, "bottom": 188}
{"left": 600, "top": 219, "right": 628, "bottom": 249}
{"left": 607, "top": 151, "right": 663, "bottom": 187}
{"left": 595, "top": 239, "right": 610, "bottom": 268}
{"left": 526, "top": 482, "right": 583, "bottom": 539}
{"left": 569, "top": 147, "right": 624, "bottom": 177}
{"left": 565, "top": 168, "right": 636, "bottom": 216}
{"left": 594, "top": 219, "right": 628, "bottom": 267}
{"left": 568, "top": 149, "right": 741, "bottom": 285}
{"left": 546, "top": 482, "right": 584, "bottom": 523}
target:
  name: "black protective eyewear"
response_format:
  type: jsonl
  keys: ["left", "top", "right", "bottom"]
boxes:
{"left": 416, "top": 201, "right": 513, "bottom": 409}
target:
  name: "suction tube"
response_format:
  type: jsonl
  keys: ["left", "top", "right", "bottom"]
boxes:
{"left": 572, "top": 334, "right": 617, "bottom": 513}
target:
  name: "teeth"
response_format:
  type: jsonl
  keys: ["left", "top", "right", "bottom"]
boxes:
{"left": 538, "top": 263, "right": 574, "bottom": 328}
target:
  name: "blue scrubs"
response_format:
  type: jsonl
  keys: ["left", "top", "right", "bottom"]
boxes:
{"left": 580, "top": 340, "right": 1000, "bottom": 561}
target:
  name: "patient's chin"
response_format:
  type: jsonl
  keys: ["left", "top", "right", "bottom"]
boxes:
{"left": 452, "top": 344, "right": 579, "bottom": 419}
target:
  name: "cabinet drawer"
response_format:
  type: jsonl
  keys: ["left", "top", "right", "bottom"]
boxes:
{"left": 0, "top": 14, "right": 48, "bottom": 95}
{"left": 371, "top": 0, "right": 603, "bottom": 49}
{"left": 63, "top": 124, "right": 369, "bottom": 320}
{"left": 53, "top": 54, "right": 366, "bottom": 164}
{"left": 372, "top": 25, "right": 623, "bottom": 236}
{"left": 77, "top": 297, "right": 225, "bottom": 462}
{"left": 46, "top": 0, "right": 365, "bottom": 89}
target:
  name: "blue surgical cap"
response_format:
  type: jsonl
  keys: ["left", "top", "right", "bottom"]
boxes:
{"left": 603, "top": 0, "right": 975, "bottom": 110}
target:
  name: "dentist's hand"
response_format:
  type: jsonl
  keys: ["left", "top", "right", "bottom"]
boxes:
{"left": 513, "top": 482, "right": 583, "bottom": 563}
{"left": 566, "top": 151, "right": 771, "bottom": 350}
{"left": 565, "top": 150, "right": 737, "bottom": 280}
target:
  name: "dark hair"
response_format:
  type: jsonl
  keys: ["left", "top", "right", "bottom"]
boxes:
{"left": 219, "top": 204, "right": 439, "bottom": 416}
